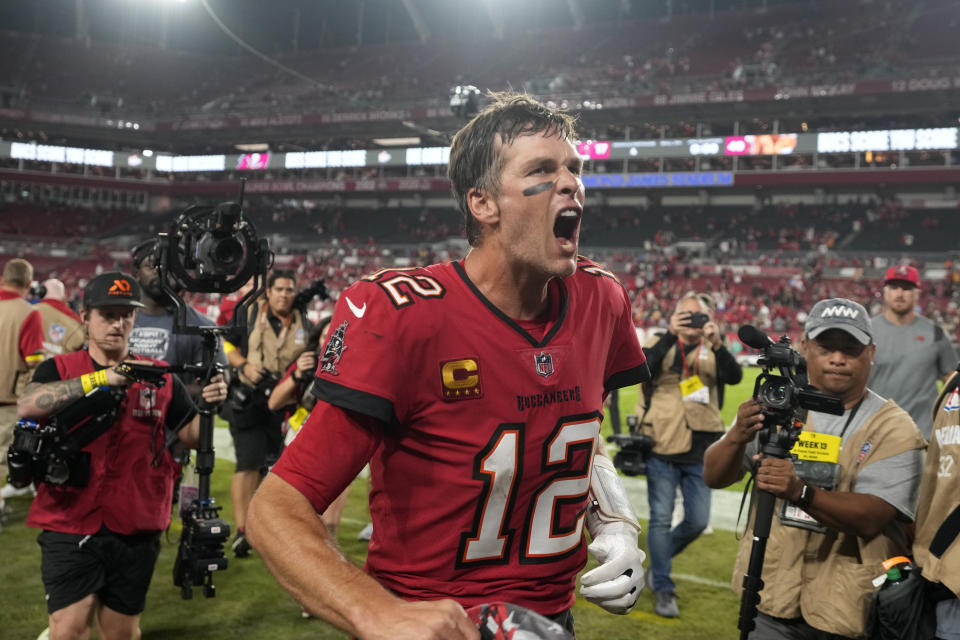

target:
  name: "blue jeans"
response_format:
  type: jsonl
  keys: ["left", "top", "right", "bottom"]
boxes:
{"left": 645, "top": 456, "right": 712, "bottom": 593}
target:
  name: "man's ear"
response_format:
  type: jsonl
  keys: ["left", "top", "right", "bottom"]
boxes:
{"left": 467, "top": 187, "right": 499, "bottom": 228}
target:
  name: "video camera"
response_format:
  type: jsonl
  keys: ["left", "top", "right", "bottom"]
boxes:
{"left": 608, "top": 415, "right": 655, "bottom": 476}
{"left": 738, "top": 325, "right": 844, "bottom": 437}
{"left": 151, "top": 182, "right": 272, "bottom": 599}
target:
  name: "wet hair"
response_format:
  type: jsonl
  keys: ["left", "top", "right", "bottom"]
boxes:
{"left": 447, "top": 92, "right": 578, "bottom": 247}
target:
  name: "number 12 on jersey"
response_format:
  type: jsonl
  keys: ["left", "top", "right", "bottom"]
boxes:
{"left": 457, "top": 414, "right": 602, "bottom": 567}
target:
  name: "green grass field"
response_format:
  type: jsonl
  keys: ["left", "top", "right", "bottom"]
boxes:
{"left": 0, "top": 368, "right": 761, "bottom": 639}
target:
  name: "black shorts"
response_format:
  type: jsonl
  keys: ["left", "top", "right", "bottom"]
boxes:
{"left": 38, "top": 528, "right": 161, "bottom": 615}
{"left": 229, "top": 402, "right": 284, "bottom": 472}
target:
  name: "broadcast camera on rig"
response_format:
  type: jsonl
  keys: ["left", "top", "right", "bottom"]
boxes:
{"left": 734, "top": 325, "right": 844, "bottom": 639}
{"left": 152, "top": 183, "right": 273, "bottom": 600}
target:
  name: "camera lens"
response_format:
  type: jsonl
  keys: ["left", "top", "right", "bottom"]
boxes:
{"left": 212, "top": 237, "right": 243, "bottom": 267}
{"left": 761, "top": 382, "right": 791, "bottom": 409}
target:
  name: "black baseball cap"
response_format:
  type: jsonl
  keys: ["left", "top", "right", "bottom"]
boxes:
{"left": 83, "top": 271, "right": 146, "bottom": 309}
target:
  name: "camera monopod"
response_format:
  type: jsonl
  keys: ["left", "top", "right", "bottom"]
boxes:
{"left": 737, "top": 411, "right": 804, "bottom": 639}
{"left": 735, "top": 326, "right": 806, "bottom": 638}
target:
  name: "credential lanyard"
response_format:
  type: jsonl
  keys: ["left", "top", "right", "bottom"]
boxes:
{"left": 837, "top": 395, "right": 865, "bottom": 444}
{"left": 679, "top": 341, "right": 698, "bottom": 379}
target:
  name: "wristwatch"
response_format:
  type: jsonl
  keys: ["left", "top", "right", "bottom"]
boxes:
{"left": 796, "top": 482, "right": 816, "bottom": 510}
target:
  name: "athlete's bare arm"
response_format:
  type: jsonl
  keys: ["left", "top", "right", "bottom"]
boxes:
{"left": 247, "top": 473, "right": 479, "bottom": 640}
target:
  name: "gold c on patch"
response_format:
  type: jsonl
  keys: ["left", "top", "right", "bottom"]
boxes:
{"left": 440, "top": 358, "right": 483, "bottom": 401}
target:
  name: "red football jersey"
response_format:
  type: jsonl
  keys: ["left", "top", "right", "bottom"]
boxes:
{"left": 272, "top": 257, "right": 648, "bottom": 615}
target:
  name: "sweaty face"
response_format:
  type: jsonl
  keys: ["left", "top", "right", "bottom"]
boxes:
{"left": 802, "top": 329, "right": 875, "bottom": 406}
{"left": 85, "top": 306, "right": 136, "bottom": 355}
{"left": 486, "top": 131, "right": 585, "bottom": 279}
{"left": 267, "top": 278, "right": 296, "bottom": 315}
{"left": 883, "top": 281, "right": 917, "bottom": 318}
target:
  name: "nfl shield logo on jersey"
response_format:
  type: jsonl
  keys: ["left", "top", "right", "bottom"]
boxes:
{"left": 534, "top": 352, "right": 554, "bottom": 378}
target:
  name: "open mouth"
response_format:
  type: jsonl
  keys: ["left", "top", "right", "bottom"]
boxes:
{"left": 553, "top": 208, "right": 581, "bottom": 244}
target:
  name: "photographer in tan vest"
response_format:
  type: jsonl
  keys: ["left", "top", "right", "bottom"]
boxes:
{"left": 223, "top": 269, "right": 311, "bottom": 557}
{"left": 637, "top": 292, "right": 742, "bottom": 617}
{"left": 0, "top": 258, "right": 45, "bottom": 508}
{"left": 36, "top": 278, "right": 84, "bottom": 357}
{"left": 704, "top": 298, "right": 926, "bottom": 639}
{"left": 913, "top": 364, "right": 960, "bottom": 637}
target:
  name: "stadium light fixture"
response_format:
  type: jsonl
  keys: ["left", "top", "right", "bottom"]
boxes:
{"left": 372, "top": 137, "right": 421, "bottom": 146}
{"left": 235, "top": 143, "right": 270, "bottom": 152}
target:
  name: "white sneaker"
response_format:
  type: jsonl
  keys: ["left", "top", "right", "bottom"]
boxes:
{"left": 1, "top": 483, "right": 34, "bottom": 499}
{"left": 357, "top": 522, "right": 373, "bottom": 541}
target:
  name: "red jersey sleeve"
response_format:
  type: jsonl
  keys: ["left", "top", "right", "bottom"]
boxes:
{"left": 597, "top": 274, "right": 650, "bottom": 391}
{"left": 310, "top": 279, "right": 410, "bottom": 426}
{"left": 20, "top": 309, "right": 44, "bottom": 361}
{"left": 271, "top": 400, "right": 382, "bottom": 513}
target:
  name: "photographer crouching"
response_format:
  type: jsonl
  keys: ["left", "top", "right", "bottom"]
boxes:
{"left": 703, "top": 298, "right": 925, "bottom": 639}
{"left": 222, "top": 269, "right": 312, "bottom": 557}
{"left": 14, "top": 272, "right": 227, "bottom": 640}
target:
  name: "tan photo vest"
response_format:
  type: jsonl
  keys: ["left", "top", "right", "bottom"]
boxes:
{"left": 0, "top": 297, "right": 40, "bottom": 402}
{"left": 636, "top": 337, "right": 724, "bottom": 456}
{"left": 239, "top": 307, "right": 308, "bottom": 386}
{"left": 913, "top": 371, "right": 960, "bottom": 597}
{"left": 732, "top": 400, "right": 925, "bottom": 638}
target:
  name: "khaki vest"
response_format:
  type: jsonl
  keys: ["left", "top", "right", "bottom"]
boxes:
{"left": 732, "top": 400, "right": 925, "bottom": 638}
{"left": 636, "top": 337, "right": 724, "bottom": 455}
{"left": 38, "top": 302, "right": 84, "bottom": 356}
{"left": 239, "top": 307, "right": 307, "bottom": 386}
{"left": 913, "top": 371, "right": 960, "bottom": 597}
{"left": 0, "top": 297, "right": 39, "bottom": 402}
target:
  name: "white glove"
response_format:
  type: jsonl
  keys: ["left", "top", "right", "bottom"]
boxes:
{"left": 579, "top": 521, "right": 645, "bottom": 614}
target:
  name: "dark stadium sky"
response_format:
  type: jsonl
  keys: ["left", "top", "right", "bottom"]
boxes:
{"left": 0, "top": 0, "right": 813, "bottom": 55}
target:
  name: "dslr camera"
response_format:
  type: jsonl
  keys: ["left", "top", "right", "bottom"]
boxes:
{"left": 8, "top": 419, "right": 89, "bottom": 487}
{"left": 228, "top": 369, "right": 280, "bottom": 410}
{"left": 608, "top": 415, "right": 655, "bottom": 476}
{"left": 7, "top": 386, "right": 126, "bottom": 488}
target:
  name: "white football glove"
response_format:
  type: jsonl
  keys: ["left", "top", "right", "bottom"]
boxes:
{"left": 579, "top": 520, "right": 645, "bottom": 614}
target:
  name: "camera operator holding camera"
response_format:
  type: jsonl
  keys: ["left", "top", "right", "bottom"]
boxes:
{"left": 703, "top": 298, "right": 925, "bottom": 639}
{"left": 128, "top": 239, "right": 227, "bottom": 397}
{"left": 14, "top": 271, "right": 227, "bottom": 640}
{"left": 224, "top": 269, "right": 311, "bottom": 557}
{"left": 636, "top": 291, "right": 742, "bottom": 618}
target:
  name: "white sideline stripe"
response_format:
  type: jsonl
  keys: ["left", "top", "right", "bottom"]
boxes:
{"left": 670, "top": 572, "right": 731, "bottom": 590}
